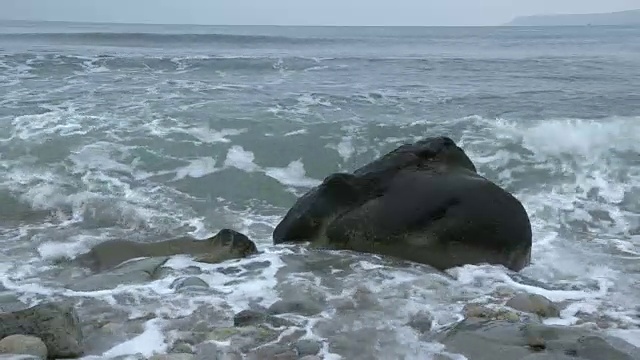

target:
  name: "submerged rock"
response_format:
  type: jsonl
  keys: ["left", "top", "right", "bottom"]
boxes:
{"left": 245, "top": 344, "right": 297, "bottom": 360}
{"left": 68, "top": 256, "right": 170, "bottom": 291}
{"left": 75, "top": 229, "right": 258, "bottom": 272}
{"left": 170, "top": 277, "right": 210, "bottom": 292}
{"left": 233, "top": 310, "right": 294, "bottom": 328}
{"left": 436, "top": 319, "right": 640, "bottom": 360}
{"left": 408, "top": 310, "right": 434, "bottom": 334}
{"left": 273, "top": 136, "right": 532, "bottom": 272}
{"left": 0, "top": 335, "right": 47, "bottom": 359}
{"left": 206, "top": 326, "right": 280, "bottom": 353}
{"left": 294, "top": 339, "right": 322, "bottom": 357}
{"left": 267, "top": 299, "right": 325, "bottom": 317}
{"left": 506, "top": 293, "right": 561, "bottom": 318}
{"left": 0, "top": 302, "right": 83, "bottom": 358}
{"left": 463, "top": 304, "right": 522, "bottom": 322}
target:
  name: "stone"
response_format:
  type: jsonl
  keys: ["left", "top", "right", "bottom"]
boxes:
{"left": 295, "top": 339, "right": 322, "bottom": 356}
{"left": 233, "top": 310, "right": 294, "bottom": 328}
{"left": 193, "top": 342, "right": 218, "bottom": 360}
{"left": 408, "top": 310, "right": 434, "bottom": 334}
{"left": 436, "top": 319, "right": 640, "bottom": 360}
{"left": 273, "top": 136, "right": 532, "bottom": 272}
{"left": 170, "top": 277, "right": 210, "bottom": 292}
{"left": 267, "top": 299, "right": 324, "bottom": 316}
{"left": 0, "top": 302, "right": 83, "bottom": 358}
{"left": 149, "top": 354, "right": 195, "bottom": 360}
{"left": 75, "top": 229, "right": 258, "bottom": 272}
{"left": 245, "top": 344, "right": 297, "bottom": 360}
{"left": 170, "top": 341, "right": 194, "bottom": 354}
{"left": 68, "top": 257, "right": 170, "bottom": 291}
{"left": 506, "top": 293, "right": 561, "bottom": 318}
{"left": 299, "top": 356, "right": 322, "bottom": 360}
{"left": 0, "top": 335, "right": 47, "bottom": 359}
{"left": 463, "top": 304, "right": 521, "bottom": 322}
{"left": 206, "top": 326, "right": 279, "bottom": 353}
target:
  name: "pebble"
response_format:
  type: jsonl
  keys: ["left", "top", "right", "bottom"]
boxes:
{"left": 0, "top": 335, "right": 48, "bottom": 359}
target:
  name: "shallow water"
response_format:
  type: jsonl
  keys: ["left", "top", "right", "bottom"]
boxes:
{"left": 0, "top": 21, "right": 639, "bottom": 359}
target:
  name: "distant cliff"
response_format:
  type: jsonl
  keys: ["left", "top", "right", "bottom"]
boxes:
{"left": 506, "top": 9, "right": 640, "bottom": 26}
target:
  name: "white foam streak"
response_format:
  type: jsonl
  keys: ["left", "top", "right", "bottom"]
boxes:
{"left": 101, "top": 318, "right": 167, "bottom": 358}
{"left": 174, "top": 157, "right": 219, "bottom": 180}
{"left": 265, "top": 160, "right": 321, "bottom": 188}
{"left": 223, "top": 145, "right": 260, "bottom": 172}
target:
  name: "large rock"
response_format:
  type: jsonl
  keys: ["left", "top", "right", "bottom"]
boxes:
{"left": 0, "top": 302, "right": 83, "bottom": 358}
{"left": 273, "top": 136, "right": 532, "bottom": 271}
{"left": 436, "top": 319, "right": 640, "bottom": 360}
{"left": 76, "top": 229, "right": 258, "bottom": 272}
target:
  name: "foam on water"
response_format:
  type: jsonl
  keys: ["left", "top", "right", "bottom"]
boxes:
{"left": 174, "top": 157, "right": 220, "bottom": 180}
{"left": 222, "top": 145, "right": 260, "bottom": 173}
{"left": 2, "top": 26, "right": 640, "bottom": 358}
{"left": 265, "top": 160, "right": 322, "bottom": 188}
{"left": 101, "top": 318, "right": 167, "bottom": 358}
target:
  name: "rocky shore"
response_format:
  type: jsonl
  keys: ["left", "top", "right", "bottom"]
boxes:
{"left": 1, "top": 138, "right": 639, "bottom": 359}
{"left": 2, "top": 273, "right": 639, "bottom": 360}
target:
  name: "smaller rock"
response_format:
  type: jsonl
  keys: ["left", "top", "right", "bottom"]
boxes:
{"left": 69, "top": 257, "right": 170, "bottom": 291}
{"left": 243, "top": 261, "right": 272, "bottom": 271}
{"left": 246, "top": 344, "right": 297, "bottom": 360}
{"left": 295, "top": 339, "right": 322, "bottom": 356}
{"left": 193, "top": 342, "right": 218, "bottom": 360}
{"left": 149, "top": 354, "right": 195, "bottom": 360}
{"left": 463, "top": 304, "right": 520, "bottom": 322}
{"left": 170, "top": 277, "right": 210, "bottom": 292}
{"left": 299, "top": 356, "right": 322, "bottom": 360}
{"left": 170, "top": 341, "right": 194, "bottom": 354}
{"left": 408, "top": 311, "right": 433, "bottom": 334}
{"left": 506, "top": 293, "right": 560, "bottom": 318}
{"left": 0, "top": 335, "right": 47, "bottom": 359}
{"left": 206, "top": 326, "right": 279, "bottom": 352}
{"left": 233, "top": 310, "right": 294, "bottom": 328}
{"left": 268, "top": 299, "right": 324, "bottom": 316}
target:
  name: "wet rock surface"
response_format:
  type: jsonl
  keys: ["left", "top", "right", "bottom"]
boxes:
{"left": 75, "top": 229, "right": 258, "bottom": 272}
{"left": 0, "top": 302, "right": 83, "bottom": 359}
{"left": 436, "top": 319, "right": 640, "bottom": 360}
{"left": 0, "top": 335, "right": 47, "bottom": 359}
{"left": 67, "top": 257, "right": 170, "bottom": 292}
{"left": 233, "top": 310, "right": 294, "bottom": 328}
{"left": 506, "top": 292, "right": 561, "bottom": 318}
{"left": 273, "top": 136, "right": 533, "bottom": 272}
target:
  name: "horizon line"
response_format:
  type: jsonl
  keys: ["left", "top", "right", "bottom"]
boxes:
{"left": 1, "top": 18, "right": 509, "bottom": 28}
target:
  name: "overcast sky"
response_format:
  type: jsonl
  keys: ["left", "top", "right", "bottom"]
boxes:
{"left": 3, "top": 0, "right": 639, "bottom": 26}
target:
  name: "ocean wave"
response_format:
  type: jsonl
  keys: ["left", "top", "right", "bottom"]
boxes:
{"left": 0, "top": 32, "right": 346, "bottom": 46}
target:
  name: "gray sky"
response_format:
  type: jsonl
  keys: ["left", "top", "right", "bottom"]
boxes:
{"left": 3, "top": 0, "right": 639, "bottom": 26}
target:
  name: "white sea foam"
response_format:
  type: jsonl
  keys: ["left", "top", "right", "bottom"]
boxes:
{"left": 223, "top": 145, "right": 260, "bottom": 172}
{"left": 265, "top": 160, "right": 321, "bottom": 188}
{"left": 101, "top": 318, "right": 167, "bottom": 358}
{"left": 174, "top": 157, "right": 219, "bottom": 180}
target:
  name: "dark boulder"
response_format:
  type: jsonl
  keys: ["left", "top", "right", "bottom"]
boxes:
{"left": 76, "top": 229, "right": 258, "bottom": 272}
{"left": 273, "top": 136, "right": 532, "bottom": 271}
